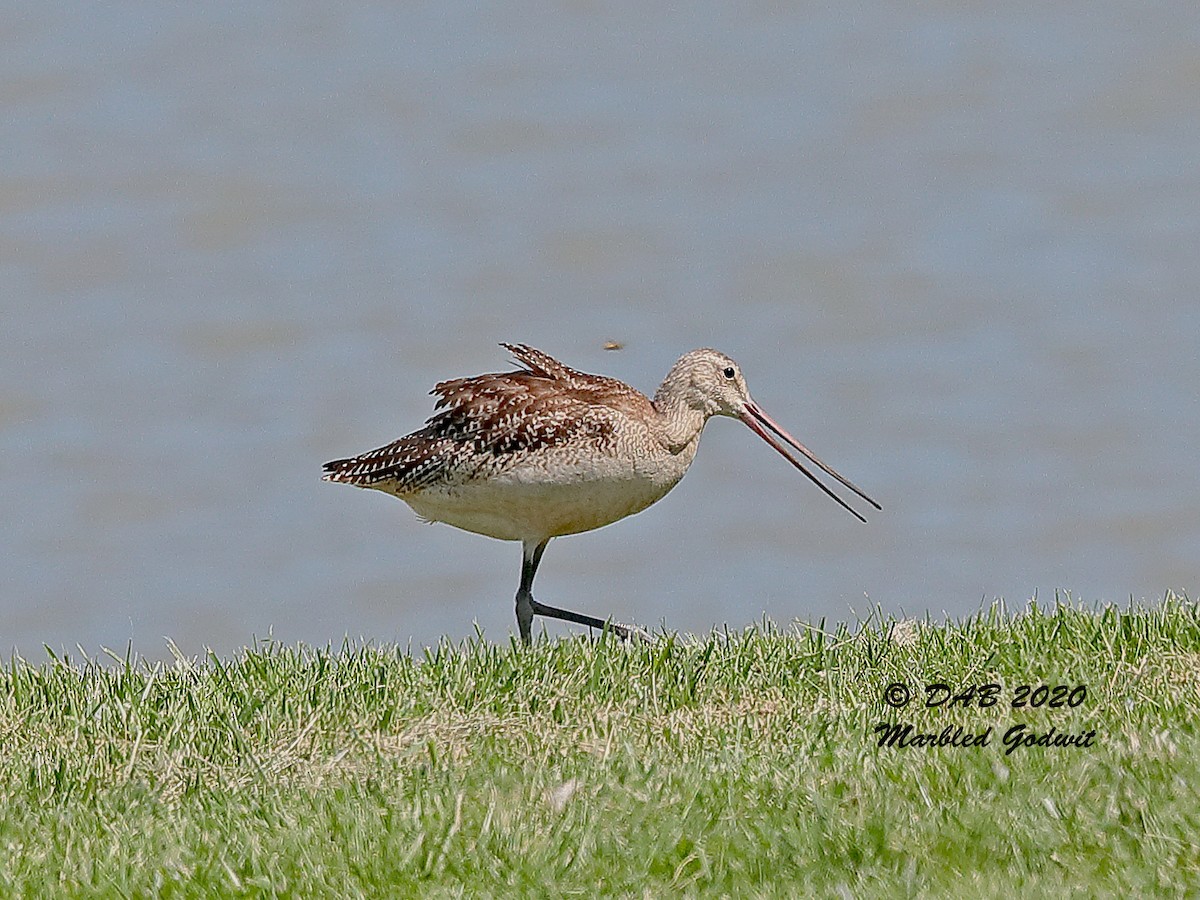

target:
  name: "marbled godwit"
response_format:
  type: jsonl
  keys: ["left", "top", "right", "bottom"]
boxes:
{"left": 323, "top": 343, "right": 879, "bottom": 643}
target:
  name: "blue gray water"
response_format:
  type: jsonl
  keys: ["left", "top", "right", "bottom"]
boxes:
{"left": 3, "top": 4, "right": 1198, "bottom": 658}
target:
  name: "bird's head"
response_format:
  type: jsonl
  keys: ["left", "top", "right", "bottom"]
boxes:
{"left": 661, "top": 348, "right": 754, "bottom": 419}
{"left": 658, "top": 348, "right": 881, "bottom": 522}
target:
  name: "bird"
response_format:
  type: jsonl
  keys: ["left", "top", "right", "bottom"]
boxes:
{"left": 323, "top": 343, "right": 880, "bottom": 643}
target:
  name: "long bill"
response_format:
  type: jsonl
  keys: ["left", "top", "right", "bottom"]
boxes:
{"left": 740, "top": 399, "right": 881, "bottom": 523}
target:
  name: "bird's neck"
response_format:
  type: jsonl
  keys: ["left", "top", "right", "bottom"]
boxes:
{"left": 652, "top": 387, "right": 709, "bottom": 455}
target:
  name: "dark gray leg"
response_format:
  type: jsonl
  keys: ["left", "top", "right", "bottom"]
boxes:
{"left": 515, "top": 540, "right": 546, "bottom": 643}
{"left": 515, "top": 539, "right": 648, "bottom": 644}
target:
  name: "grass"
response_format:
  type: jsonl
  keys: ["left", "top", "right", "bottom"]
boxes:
{"left": 1, "top": 595, "right": 1199, "bottom": 897}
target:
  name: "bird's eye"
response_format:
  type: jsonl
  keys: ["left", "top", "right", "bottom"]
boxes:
{"left": 723, "top": 366, "right": 736, "bottom": 379}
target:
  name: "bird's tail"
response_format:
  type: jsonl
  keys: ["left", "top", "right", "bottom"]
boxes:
{"left": 322, "top": 456, "right": 362, "bottom": 484}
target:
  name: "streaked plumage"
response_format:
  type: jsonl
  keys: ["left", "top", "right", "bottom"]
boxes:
{"left": 324, "top": 343, "right": 879, "bottom": 642}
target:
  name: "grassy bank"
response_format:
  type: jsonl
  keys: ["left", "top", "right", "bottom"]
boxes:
{"left": 1, "top": 596, "right": 1198, "bottom": 897}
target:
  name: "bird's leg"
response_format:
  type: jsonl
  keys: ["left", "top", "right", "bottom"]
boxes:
{"left": 515, "top": 540, "right": 545, "bottom": 644}
{"left": 516, "top": 539, "right": 649, "bottom": 644}
{"left": 530, "top": 599, "right": 650, "bottom": 642}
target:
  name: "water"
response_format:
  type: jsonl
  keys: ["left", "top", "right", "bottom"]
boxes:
{"left": 3, "top": 4, "right": 1198, "bottom": 658}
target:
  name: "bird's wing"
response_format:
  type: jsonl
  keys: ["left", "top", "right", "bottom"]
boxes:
{"left": 322, "top": 344, "right": 654, "bottom": 491}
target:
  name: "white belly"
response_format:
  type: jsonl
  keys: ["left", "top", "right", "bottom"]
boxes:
{"left": 385, "top": 465, "right": 687, "bottom": 543}
{"left": 393, "top": 472, "right": 676, "bottom": 542}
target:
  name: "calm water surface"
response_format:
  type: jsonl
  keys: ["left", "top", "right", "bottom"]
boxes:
{"left": 2, "top": 4, "right": 1198, "bottom": 657}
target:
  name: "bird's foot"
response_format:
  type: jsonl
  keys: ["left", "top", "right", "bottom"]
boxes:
{"left": 528, "top": 598, "right": 651, "bottom": 643}
{"left": 606, "top": 621, "right": 652, "bottom": 643}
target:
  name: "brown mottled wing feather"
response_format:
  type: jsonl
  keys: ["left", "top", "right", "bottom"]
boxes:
{"left": 322, "top": 431, "right": 455, "bottom": 491}
{"left": 322, "top": 344, "right": 655, "bottom": 492}
{"left": 499, "top": 342, "right": 580, "bottom": 383}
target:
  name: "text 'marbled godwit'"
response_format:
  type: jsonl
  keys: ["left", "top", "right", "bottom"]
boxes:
{"left": 323, "top": 343, "right": 880, "bottom": 643}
